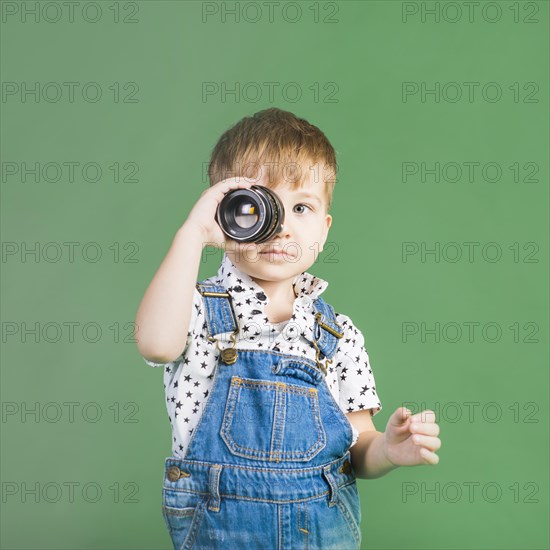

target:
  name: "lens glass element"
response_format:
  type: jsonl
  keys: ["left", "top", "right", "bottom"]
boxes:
{"left": 234, "top": 202, "right": 258, "bottom": 229}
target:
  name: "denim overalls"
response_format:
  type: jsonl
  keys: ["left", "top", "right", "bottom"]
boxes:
{"left": 161, "top": 280, "right": 362, "bottom": 550}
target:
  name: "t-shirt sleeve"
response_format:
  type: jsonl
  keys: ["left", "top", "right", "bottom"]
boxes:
{"left": 142, "top": 286, "right": 203, "bottom": 368}
{"left": 334, "top": 312, "right": 382, "bottom": 417}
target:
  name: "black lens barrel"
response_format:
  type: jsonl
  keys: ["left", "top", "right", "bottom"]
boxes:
{"left": 215, "top": 185, "right": 285, "bottom": 244}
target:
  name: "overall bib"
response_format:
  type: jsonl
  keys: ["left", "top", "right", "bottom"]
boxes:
{"left": 161, "top": 281, "right": 362, "bottom": 550}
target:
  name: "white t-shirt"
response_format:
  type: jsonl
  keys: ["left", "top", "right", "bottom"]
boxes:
{"left": 143, "top": 253, "right": 382, "bottom": 459}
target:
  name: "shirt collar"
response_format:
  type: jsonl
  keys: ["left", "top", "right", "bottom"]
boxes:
{"left": 212, "top": 252, "right": 328, "bottom": 305}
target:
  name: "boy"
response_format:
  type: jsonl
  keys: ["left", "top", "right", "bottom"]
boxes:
{"left": 136, "top": 108, "right": 441, "bottom": 549}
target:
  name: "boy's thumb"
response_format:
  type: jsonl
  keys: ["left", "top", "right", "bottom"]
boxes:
{"left": 392, "top": 407, "right": 412, "bottom": 426}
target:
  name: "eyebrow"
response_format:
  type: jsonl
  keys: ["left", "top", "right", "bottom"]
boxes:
{"left": 294, "top": 191, "right": 322, "bottom": 205}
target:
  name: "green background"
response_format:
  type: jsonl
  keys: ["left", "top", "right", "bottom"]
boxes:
{"left": 1, "top": 0, "right": 548, "bottom": 548}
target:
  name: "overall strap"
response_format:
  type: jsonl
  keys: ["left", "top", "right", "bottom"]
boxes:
{"left": 195, "top": 282, "right": 238, "bottom": 338}
{"left": 311, "top": 297, "right": 344, "bottom": 371}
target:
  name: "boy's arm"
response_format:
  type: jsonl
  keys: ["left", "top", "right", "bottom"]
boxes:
{"left": 334, "top": 312, "right": 388, "bottom": 477}
{"left": 347, "top": 410, "right": 398, "bottom": 479}
{"left": 135, "top": 222, "right": 206, "bottom": 363}
{"left": 134, "top": 177, "right": 259, "bottom": 364}
{"left": 348, "top": 408, "right": 442, "bottom": 478}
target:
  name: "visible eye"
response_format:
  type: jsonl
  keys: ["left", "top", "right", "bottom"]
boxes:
{"left": 293, "top": 203, "right": 313, "bottom": 214}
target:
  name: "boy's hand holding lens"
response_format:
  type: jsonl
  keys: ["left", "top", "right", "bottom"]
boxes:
{"left": 185, "top": 175, "right": 263, "bottom": 249}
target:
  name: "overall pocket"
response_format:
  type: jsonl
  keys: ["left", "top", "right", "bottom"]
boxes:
{"left": 335, "top": 482, "right": 362, "bottom": 548}
{"left": 220, "top": 375, "right": 326, "bottom": 462}
{"left": 162, "top": 490, "right": 208, "bottom": 550}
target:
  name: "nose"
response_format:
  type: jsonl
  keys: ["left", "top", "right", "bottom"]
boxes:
{"left": 276, "top": 220, "right": 292, "bottom": 237}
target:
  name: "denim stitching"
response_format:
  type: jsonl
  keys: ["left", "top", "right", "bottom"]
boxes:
{"left": 304, "top": 501, "right": 309, "bottom": 549}
{"left": 216, "top": 291, "right": 226, "bottom": 329}
{"left": 207, "top": 465, "right": 221, "bottom": 512}
{"left": 219, "top": 377, "right": 240, "bottom": 452}
{"left": 335, "top": 495, "right": 361, "bottom": 549}
{"left": 199, "top": 283, "right": 234, "bottom": 337}
{"left": 312, "top": 298, "right": 342, "bottom": 359}
{"left": 277, "top": 383, "right": 288, "bottom": 462}
{"left": 198, "top": 284, "right": 215, "bottom": 335}
{"left": 271, "top": 382, "right": 284, "bottom": 460}
{"left": 220, "top": 378, "right": 326, "bottom": 460}
{"left": 164, "top": 489, "right": 330, "bottom": 504}
{"left": 182, "top": 496, "right": 209, "bottom": 550}
{"left": 161, "top": 505, "right": 177, "bottom": 539}
{"left": 218, "top": 294, "right": 230, "bottom": 334}
{"left": 298, "top": 501, "right": 309, "bottom": 537}
{"left": 203, "top": 292, "right": 217, "bottom": 337}
{"left": 212, "top": 349, "right": 320, "bottom": 370}
{"left": 182, "top": 353, "right": 223, "bottom": 458}
{"left": 162, "top": 486, "right": 361, "bottom": 505}
{"left": 338, "top": 483, "right": 361, "bottom": 534}
{"left": 214, "top": 285, "right": 238, "bottom": 338}
{"left": 165, "top": 451, "right": 350, "bottom": 475}
{"left": 276, "top": 359, "right": 324, "bottom": 386}
{"left": 278, "top": 503, "right": 282, "bottom": 550}
{"left": 162, "top": 505, "right": 195, "bottom": 518}
{"left": 319, "top": 370, "right": 354, "bottom": 450}
{"left": 323, "top": 466, "right": 338, "bottom": 507}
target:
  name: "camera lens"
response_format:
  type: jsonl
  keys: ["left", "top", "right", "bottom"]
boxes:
{"left": 215, "top": 184, "right": 285, "bottom": 244}
{"left": 234, "top": 200, "right": 258, "bottom": 229}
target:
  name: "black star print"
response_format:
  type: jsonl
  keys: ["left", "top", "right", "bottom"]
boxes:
{"left": 150, "top": 254, "right": 380, "bottom": 460}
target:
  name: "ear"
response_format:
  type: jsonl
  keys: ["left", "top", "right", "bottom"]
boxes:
{"left": 319, "top": 214, "right": 332, "bottom": 253}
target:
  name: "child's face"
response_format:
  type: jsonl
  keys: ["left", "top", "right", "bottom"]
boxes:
{"left": 224, "top": 162, "right": 333, "bottom": 289}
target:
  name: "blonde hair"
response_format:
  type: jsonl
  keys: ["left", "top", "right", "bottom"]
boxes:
{"left": 207, "top": 107, "right": 338, "bottom": 212}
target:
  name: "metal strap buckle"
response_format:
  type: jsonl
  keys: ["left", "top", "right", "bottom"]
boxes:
{"left": 311, "top": 339, "right": 330, "bottom": 375}
{"left": 208, "top": 330, "right": 239, "bottom": 365}
{"left": 312, "top": 312, "right": 344, "bottom": 374}
{"left": 314, "top": 312, "right": 344, "bottom": 339}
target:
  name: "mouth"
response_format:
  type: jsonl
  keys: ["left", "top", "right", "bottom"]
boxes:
{"left": 259, "top": 249, "right": 295, "bottom": 259}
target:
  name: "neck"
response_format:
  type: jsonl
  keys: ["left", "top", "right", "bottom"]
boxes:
{"left": 250, "top": 275, "right": 297, "bottom": 305}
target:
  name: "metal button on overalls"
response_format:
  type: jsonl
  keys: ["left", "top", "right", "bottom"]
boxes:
{"left": 166, "top": 466, "right": 181, "bottom": 482}
{"left": 340, "top": 459, "right": 352, "bottom": 475}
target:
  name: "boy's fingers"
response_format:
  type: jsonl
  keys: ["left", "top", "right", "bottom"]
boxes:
{"left": 419, "top": 447, "right": 440, "bottom": 465}
{"left": 410, "top": 410, "right": 437, "bottom": 423}
{"left": 391, "top": 407, "right": 412, "bottom": 426}
{"left": 410, "top": 434, "right": 441, "bottom": 451}
{"left": 410, "top": 421, "right": 440, "bottom": 436}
